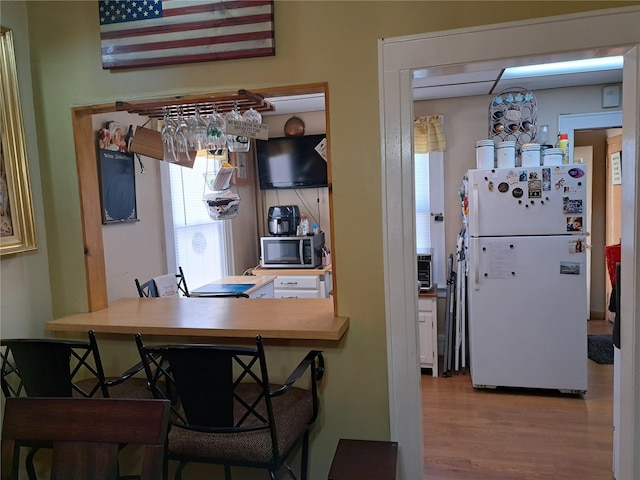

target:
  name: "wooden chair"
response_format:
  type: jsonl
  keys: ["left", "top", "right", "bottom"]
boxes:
{"left": 135, "top": 266, "right": 190, "bottom": 297}
{"left": 1, "top": 397, "right": 170, "bottom": 480}
{"left": 136, "top": 334, "right": 325, "bottom": 480}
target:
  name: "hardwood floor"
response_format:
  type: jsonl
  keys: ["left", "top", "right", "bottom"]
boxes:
{"left": 422, "top": 320, "right": 614, "bottom": 480}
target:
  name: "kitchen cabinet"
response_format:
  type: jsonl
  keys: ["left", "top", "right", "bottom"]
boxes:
{"left": 248, "top": 281, "right": 275, "bottom": 298}
{"left": 418, "top": 289, "right": 438, "bottom": 377}
{"left": 252, "top": 266, "right": 332, "bottom": 299}
{"left": 190, "top": 275, "right": 276, "bottom": 298}
{"left": 273, "top": 275, "right": 322, "bottom": 298}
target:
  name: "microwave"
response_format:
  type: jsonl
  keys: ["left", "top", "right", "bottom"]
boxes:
{"left": 417, "top": 249, "right": 433, "bottom": 292}
{"left": 260, "top": 232, "right": 324, "bottom": 268}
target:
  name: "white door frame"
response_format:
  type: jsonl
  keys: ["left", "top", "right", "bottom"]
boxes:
{"left": 379, "top": 7, "right": 640, "bottom": 479}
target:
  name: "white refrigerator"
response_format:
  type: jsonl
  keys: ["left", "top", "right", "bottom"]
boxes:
{"left": 465, "top": 165, "right": 588, "bottom": 393}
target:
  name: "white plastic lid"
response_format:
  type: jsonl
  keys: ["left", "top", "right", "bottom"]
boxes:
{"left": 476, "top": 139, "right": 494, "bottom": 147}
{"left": 543, "top": 148, "right": 563, "bottom": 155}
{"left": 497, "top": 141, "right": 516, "bottom": 148}
{"left": 522, "top": 143, "right": 541, "bottom": 150}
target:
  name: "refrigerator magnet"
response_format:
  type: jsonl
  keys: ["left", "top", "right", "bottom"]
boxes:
{"left": 488, "top": 181, "right": 494, "bottom": 191}
{"left": 512, "top": 187, "right": 523, "bottom": 198}
{"left": 563, "top": 197, "right": 583, "bottom": 214}
{"left": 506, "top": 170, "right": 518, "bottom": 184}
{"left": 528, "top": 179, "right": 542, "bottom": 198}
{"left": 568, "top": 168, "right": 585, "bottom": 178}
{"left": 519, "top": 171, "right": 528, "bottom": 182}
{"left": 568, "top": 239, "right": 585, "bottom": 254}
{"left": 498, "top": 182, "right": 509, "bottom": 193}
{"left": 567, "top": 216, "right": 583, "bottom": 232}
{"left": 560, "top": 262, "right": 581, "bottom": 275}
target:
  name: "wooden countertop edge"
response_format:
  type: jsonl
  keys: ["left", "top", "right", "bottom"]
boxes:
{"left": 44, "top": 297, "right": 349, "bottom": 342}
{"left": 251, "top": 265, "right": 332, "bottom": 276}
{"left": 45, "top": 320, "right": 350, "bottom": 341}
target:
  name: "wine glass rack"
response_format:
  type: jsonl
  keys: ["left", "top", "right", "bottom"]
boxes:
{"left": 488, "top": 87, "right": 538, "bottom": 147}
{"left": 116, "top": 89, "right": 275, "bottom": 118}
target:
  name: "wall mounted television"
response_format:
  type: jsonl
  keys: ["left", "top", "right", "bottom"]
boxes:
{"left": 256, "top": 134, "right": 328, "bottom": 189}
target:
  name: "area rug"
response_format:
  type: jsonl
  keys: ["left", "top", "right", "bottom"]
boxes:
{"left": 587, "top": 334, "right": 614, "bottom": 364}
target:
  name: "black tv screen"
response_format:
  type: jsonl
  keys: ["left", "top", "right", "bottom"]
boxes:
{"left": 256, "top": 134, "right": 328, "bottom": 189}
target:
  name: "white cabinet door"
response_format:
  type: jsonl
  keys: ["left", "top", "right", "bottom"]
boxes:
{"left": 418, "top": 297, "right": 438, "bottom": 377}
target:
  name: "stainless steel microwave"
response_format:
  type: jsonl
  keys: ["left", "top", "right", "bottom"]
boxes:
{"left": 260, "top": 232, "right": 324, "bottom": 268}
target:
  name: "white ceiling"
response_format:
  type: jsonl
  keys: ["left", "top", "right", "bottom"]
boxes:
{"left": 412, "top": 65, "right": 623, "bottom": 101}
{"left": 265, "top": 56, "right": 623, "bottom": 113}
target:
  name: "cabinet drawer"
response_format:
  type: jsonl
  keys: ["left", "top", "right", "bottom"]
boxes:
{"left": 274, "top": 275, "right": 320, "bottom": 290}
{"left": 248, "top": 282, "right": 274, "bottom": 299}
{"left": 418, "top": 297, "right": 436, "bottom": 312}
{"left": 273, "top": 289, "right": 320, "bottom": 299}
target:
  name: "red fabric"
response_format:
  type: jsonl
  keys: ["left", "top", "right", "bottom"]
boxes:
{"left": 605, "top": 244, "right": 621, "bottom": 285}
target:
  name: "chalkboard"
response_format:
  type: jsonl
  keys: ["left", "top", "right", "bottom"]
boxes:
{"left": 98, "top": 149, "right": 138, "bottom": 224}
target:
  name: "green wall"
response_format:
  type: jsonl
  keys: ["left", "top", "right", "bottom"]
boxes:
{"left": 16, "top": 1, "right": 638, "bottom": 477}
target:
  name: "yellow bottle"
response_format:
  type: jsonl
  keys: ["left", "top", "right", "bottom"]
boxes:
{"left": 558, "top": 133, "right": 570, "bottom": 164}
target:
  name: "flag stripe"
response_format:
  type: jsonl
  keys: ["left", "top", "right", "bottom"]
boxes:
{"left": 101, "top": 20, "right": 273, "bottom": 55}
{"left": 99, "top": 0, "right": 274, "bottom": 69}
{"left": 103, "top": 29, "right": 273, "bottom": 56}
{"left": 101, "top": 46, "right": 274, "bottom": 69}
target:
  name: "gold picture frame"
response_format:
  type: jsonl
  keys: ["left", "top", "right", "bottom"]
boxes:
{"left": 1, "top": 26, "right": 37, "bottom": 255}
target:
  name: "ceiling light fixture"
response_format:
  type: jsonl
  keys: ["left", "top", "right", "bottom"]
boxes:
{"left": 502, "top": 56, "right": 623, "bottom": 79}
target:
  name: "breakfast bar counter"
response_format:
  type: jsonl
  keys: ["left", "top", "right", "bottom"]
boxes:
{"left": 45, "top": 297, "right": 349, "bottom": 341}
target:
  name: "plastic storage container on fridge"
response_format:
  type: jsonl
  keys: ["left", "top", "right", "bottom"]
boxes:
{"left": 543, "top": 147, "right": 563, "bottom": 166}
{"left": 521, "top": 143, "right": 541, "bottom": 167}
{"left": 496, "top": 141, "right": 516, "bottom": 168}
{"left": 475, "top": 140, "right": 495, "bottom": 169}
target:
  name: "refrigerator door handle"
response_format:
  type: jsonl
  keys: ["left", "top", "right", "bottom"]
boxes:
{"left": 472, "top": 240, "right": 480, "bottom": 290}
{"left": 471, "top": 182, "right": 479, "bottom": 238}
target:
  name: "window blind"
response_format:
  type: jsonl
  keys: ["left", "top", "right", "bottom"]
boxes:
{"left": 168, "top": 159, "right": 232, "bottom": 291}
{"left": 415, "top": 152, "right": 431, "bottom": 251}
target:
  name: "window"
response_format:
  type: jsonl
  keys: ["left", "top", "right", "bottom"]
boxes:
{"left": 161, "top": 157, "right": 234, "bottom": 291}
{"left": 414, "top": 151, "right": 445, "bottom": 286}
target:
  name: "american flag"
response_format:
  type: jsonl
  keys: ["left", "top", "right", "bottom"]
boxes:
{"left": 98, "top": 0, "right": 274, "bottom": 69}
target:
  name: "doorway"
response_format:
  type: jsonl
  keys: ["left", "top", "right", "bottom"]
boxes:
{"left": 559, "top": 112, "right": 623, "bottom": 321}
{"left": 379, "top": 8, "right": 639, "bottom": 479}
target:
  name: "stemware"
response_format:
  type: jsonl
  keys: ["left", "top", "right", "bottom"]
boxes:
{"left": 225, "top": 106, "right": 250, "bottom": 153}
{"left": 243, "top": 107, "right": 262, "bottom": 125}
{"left": 174, "top": 108, "right": 193, "bottom": 162}
{"left": 206, "top": 107, "right": 227, "bottom": 153}
{"left": 188, "top": 108, "right": 208, "bottom": 151}
{"left": 161, "top": 108, "right": 177, "bottom": 162}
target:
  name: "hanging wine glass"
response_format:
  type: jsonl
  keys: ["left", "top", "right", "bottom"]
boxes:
{"left": 225, "top": 105, "right": 250, "bottom": 153}
{"left": 161, "top": 107, "right": 177, "bottom": 163}
{"left": 174, "top": 108, "right": 193, "bottom": 163}
{"left": 188, "top": 107, "right": 208, "bottom": 150}
{"left": 206, "top": 106, "right": 227, "bottom": 153}
{"left": 243, "top": 107, "right": 262, "bottom": 125}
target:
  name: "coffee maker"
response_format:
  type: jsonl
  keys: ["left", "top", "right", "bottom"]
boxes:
{"left": 268, "top": 205, "right": 300, "bottom": 236}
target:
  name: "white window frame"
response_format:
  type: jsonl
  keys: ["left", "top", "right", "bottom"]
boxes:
{"left": 414, "top": 151, "right": 446, "bottom": 287}
{"left": 160, "top": 161, "right": 235, "bottom": 290}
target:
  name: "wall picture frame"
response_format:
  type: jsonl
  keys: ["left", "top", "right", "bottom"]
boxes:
{"left": 0, "top": 27, "right": 37, "bottom": 256}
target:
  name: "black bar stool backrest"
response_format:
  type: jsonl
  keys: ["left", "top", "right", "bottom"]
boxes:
{"left": 1, "top": 334, "right": 107, "bottom": 399}
{"left": 165, "top": 348, "right": 235, "bottom": 427}
{"left": 9, "top": 342, "right": 73, "bottom": 397}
